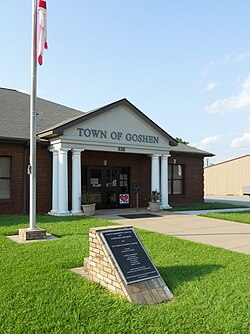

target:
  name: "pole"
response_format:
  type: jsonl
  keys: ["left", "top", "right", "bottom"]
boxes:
{"left": 29, "top": 0, "right": 38, "bottom": 230}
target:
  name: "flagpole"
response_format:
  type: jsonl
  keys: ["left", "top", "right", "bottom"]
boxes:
{"left": 29, "top": 0, "right": 38, "bottom": 230}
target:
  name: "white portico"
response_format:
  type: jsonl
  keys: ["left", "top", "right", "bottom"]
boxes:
{"left": 38, "top": 99, "right": 177, "bottom": 215}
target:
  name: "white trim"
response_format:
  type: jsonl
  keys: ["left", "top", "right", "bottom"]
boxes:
{"left": 57, "top": 148, "right": 70, "bottom": 215}
{"left": 49, "top": 149, "right": 59, "bottom": 214}
{"left": 161, "top": 154, "right": 171, "bottom": 209}
{"left": 71, "top": 149, "right": 83, "bottom": 214}
{"left": 49, "top": 138, "right": 170, "bottom": 156}
{"left": 151, "top": 154, "right": 160, "bottom": 192}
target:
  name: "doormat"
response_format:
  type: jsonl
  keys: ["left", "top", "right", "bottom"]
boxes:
{"left": 118, "top": 213, "right": 162, "bottom": 219}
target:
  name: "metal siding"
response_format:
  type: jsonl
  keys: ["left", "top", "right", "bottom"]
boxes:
{"left": 204, "top": 156, "right": 250, "bottom": 195}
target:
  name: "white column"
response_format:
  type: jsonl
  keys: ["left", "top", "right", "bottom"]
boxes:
{"left": 49, "top": 150, "right": 59, "bottom": 214}
{"left": 161, "top": 154, "right": 171, "bottom": 209}
{"left": 151, "top": 154, "right": 160, "bottom": 192}
{"left": 71, "top": 149, "right": 83, "bottom": 215}
{"left": 58, "top": 148, "right": 70, "bottom": 215}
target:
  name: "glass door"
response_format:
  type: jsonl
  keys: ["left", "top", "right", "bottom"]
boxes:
{"left": 87, "top": 167, "right": 102, "bottom": 209}
{"left": 84, "top": 166, "right": 130, "bottom": 209}
{"left": 118, "top": 168, "right": 130, "bottom": 208}
{"left": 104, "top": 168, "right": 118, "bottom": 209}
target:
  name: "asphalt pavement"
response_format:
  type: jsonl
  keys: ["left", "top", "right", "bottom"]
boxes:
{"left": 205, "top": 195, "right": 250, "bottom": 207}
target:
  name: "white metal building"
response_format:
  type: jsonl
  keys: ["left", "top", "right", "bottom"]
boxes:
{"left": 204, "top": 155, "right": 250, "bottom": 196}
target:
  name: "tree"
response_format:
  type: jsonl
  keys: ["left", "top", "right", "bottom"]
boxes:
{"left": 175, "top": 137, "right": 189, "bottom": 145}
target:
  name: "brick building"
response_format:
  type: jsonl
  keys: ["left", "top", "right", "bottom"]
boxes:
{"left": 0, "top": 88, "right": 213, "bottom": 215}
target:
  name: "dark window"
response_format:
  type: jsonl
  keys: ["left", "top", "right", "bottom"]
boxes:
{"left": 0, "top": 157, "right": 11, "bottom": 199}
{"left": 168, "top": 164, "right": 184, "bottom": 195}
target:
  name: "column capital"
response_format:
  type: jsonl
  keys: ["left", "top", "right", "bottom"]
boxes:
{"left": 162, "top": 153, "right": 171, "bottom": 159}
{"left": 59, "top": 148, "right": 70, "bottom": 154}
{"left": 71, "top": 148, "right": 84, "bottom": 153}
{"left": 49, "top": 149, "right": 59, "bottom": 154}
{"left": 151, "top": 154, "right": 161, "bottom": 159}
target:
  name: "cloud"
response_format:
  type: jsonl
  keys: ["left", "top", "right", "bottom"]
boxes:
{"left": 200, "top": 135, "right": 221, "bottom": 146}
{"left": 237, "top": 51, "right": 250, "bottom": 61}
{"left": 231, "top": 128, "right": 250, "bottom": 148}
{"left": 223, "top": 51, "right": 250, "bottom": 63}
{"left": 205, "top": 74, "right": 250, "bottom": 114}
{"left": 204, "top": 82, "right": 219, "bottom": 91}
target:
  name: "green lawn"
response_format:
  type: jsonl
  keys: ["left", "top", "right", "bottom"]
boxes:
{"left": 0, "top": 215, "right": 249, "bottom": 334}
{"left": 200, "top": 210, "right": 250, "bottom": 225}
{"left": 170, "top": 202, "right": 248, "bottom": 211}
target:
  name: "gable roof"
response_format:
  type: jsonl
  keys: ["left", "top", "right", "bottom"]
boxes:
{"left": 205, "top": 154, "right": 250, "bottom": 169}
{"left": 0, "top": 87, "right": 213, "bottom": 157}
{"left": 37, "top": 98, "right": 178, "bottom": 146}
{"left": 0, "top": 87, "right": 83, "bottom": 141}
{"left": 170, "top": 142, "right": 214, "bottom": 157}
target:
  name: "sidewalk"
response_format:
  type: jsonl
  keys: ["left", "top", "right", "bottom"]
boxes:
{"left": 95, "top": 208, "right": 250, "bottom": 255}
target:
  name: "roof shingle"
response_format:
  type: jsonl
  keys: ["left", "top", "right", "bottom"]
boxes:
{"left": 0, "top": 88, "right": 84, "bottom": 140}
{"left": 0, "top": 88, "right": 213, "bottom": 157}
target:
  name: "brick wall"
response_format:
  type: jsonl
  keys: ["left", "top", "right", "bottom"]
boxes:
{"left": 36, "top": 144, "right": 52, "bottom": 214}
{"left": 83, "top": 151, "right": 205, "bottom": 208}
{"left": 0, "top": 142, "right": 27, "bottom": 214}
{"left": 169, "top": 154, "right": 204, "bottom": 206}
{"left": 0, "top": 141, "right": 205, "bottom": 214}
{"left": 82, "top": 151, "right": 151, "bottom": 208}
{"left": 0, "top": 142, "right": 52, "bottom": 215}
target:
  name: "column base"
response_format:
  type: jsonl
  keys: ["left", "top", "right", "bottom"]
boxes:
{"left": 161, "top": 205, "right": 172, "bottom": 210}
{"left": 48, "top": 211, "right": 71, "bottom": 216}
{"left": 19, "top": 228, "right": 47, "bottom": 241}
{"left": 48, "top": 210, "right": 58, "bottom": 215}
{"left": 71, "top": 210, "right": 84, "bottom": 216}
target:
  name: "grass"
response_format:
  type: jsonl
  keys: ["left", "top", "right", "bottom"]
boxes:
{"left": 200, "top": 210, "right": 250, "bottom": 225}
{"left": 0, "top": 215, "right": 250, "bottom": 334}
{"left": 169, "top": 202, "right": 248, "bottom": 211}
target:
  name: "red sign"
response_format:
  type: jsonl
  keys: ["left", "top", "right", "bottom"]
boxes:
{"left": 119, "top": 194, "right": 129, "bottom": 204}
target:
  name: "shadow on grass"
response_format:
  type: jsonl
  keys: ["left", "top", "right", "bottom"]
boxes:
{"left": 159, "top": 264, "right": 223, "bottom": 290}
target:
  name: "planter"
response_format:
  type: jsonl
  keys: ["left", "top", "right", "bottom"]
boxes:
{"left": 82, "top": 203, "right": 96, "bottom": 216}
{"left": 148, "top": 201, "right": 161, "bottom": 212}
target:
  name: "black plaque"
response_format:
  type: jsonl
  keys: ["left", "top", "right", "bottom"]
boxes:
{"left": 101, "top": 228, "right": 160, "bottom": 284}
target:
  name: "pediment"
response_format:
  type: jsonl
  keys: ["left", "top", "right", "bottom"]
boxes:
{"left": 40, "top": 99, "right": 177, "bottom": 154}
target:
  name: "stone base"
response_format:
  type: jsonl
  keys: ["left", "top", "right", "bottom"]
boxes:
{"left": 161, "top": 205, "right": 172, "bottom": 210}
{"left": 48, "top": 210, "right": 72, "bottom": 216}
{"left": 70, "top": 210, "right": 84, "bottom": 216}
{"left": 19, "top": 228, "right": 47, "bottom": 241}
{"left": 73, "top": 225, "right": 173, "bottom": 304}
{"left": 75, "top": 263, "right": 173, "bottom": 304}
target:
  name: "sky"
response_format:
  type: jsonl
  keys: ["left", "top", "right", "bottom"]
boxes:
{"left": 1, "top": 0, "right": 250, "bottom": 165}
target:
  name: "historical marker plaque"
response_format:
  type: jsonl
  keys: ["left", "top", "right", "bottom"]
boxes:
{"left": 101, "top": 228, "right": 160, "bottom": 284}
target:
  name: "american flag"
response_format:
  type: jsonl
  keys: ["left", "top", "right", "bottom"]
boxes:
{"left": 37, "top": 0, "right": 48, "bottom": 65}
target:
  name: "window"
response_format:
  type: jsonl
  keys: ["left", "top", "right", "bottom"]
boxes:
{"left": 0, "top": 157, "right": 11, "bottom": 199}
{"left": 168, "top": 164, "right": 184, "bottom": 195}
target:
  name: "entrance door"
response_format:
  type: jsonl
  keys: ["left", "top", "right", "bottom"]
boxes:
{"left": 104, "top": 168, "right": 118, "bottom": 209}
{"left": 84, "top": 166, "right": 130, "bottom": 209}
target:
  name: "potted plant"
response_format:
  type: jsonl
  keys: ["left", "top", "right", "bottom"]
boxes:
{"left": 148, "top": 190, "right": 161, "bottom": 212}
{"left": 81, "top": 193, "right": 96, "bottom": 216}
